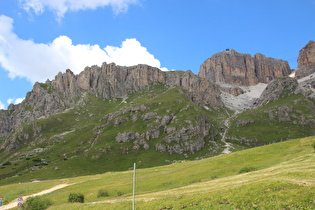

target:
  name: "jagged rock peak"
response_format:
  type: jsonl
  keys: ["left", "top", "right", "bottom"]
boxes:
{"left": 43, "top": 62, "right": 223, "bottom": 108}
{"left": 296, "top": 40, "right": 315, "bottom": 79}
{"left": 0, "top": 63, "right": 223, "bottom": 147}
{"left": 199, "top": 49, "right": 292, "bottom": 86}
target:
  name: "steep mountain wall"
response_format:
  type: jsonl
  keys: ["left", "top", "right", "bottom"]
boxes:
{"left": 295, "top": 40, "right": 315, "bottom": 79}
{"left": 199, "top": 50, "right": 291, "bottom": 86}
{"left": 76, "top": 63, "right": 222, "bottom": 108}
{"left": 0, "top": 63, "right": 223, "bottom": 141}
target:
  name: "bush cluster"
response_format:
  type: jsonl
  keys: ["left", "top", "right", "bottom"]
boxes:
{"left": 97, "top": 189, "right": 109, "bottom": 197}
{"left": 117, "top": 191, "right": 125, "bottom": 197}
{"left": 68, "top": 192, "right": 85, "bottom": 203}
{"left": 239, "top": 166, "right": 256, "bottom": 174}
{"left": 24, "top": 196, "right": 53, "bottom": 210}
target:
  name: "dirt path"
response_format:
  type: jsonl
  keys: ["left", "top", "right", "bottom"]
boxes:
{"left": 221, "top": 111, "right": 238, "bottom": 154}
{"left": 0, "top": 184, "right": 70, "bottom": 210}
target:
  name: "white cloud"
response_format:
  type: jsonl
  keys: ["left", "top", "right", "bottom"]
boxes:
{"left": 14, "top": 98, "right": 25, "bottom": 104}
{"left": 0, "top": 15, "right": 167, "bottom": 84}
{"left": 104, "top": 38, "right": 162, "bottom": 68}
{"left": 7, "top": 98, "right": 13, "bottom": 105}
{"left": 19, "top": 0, "right": 139, "bottom": 19}
{"left": 6, "top": 98, "right": 24, "bottom": 105}
{"left": 0, "top": 101, "right": 4, "bottom": 110}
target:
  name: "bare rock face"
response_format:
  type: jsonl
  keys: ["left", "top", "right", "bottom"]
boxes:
{"left": 155, "top": 114, "right": 213, "bottom": 154}
{"left": 256, "top": 77, "right": 298, "bottom": 106}
{"left": 0, "top": 63, "right": 223, "bottom": 152}
{"left": 75, "top": 63, "right": 222, "bottom": 108}
{"left": 199, "top": 49, "right": 291, "bottom": 86}
{"left": 298, "top": 41, "right": 315, "bottom": 68}
{"left": 296, "top": 40, "right": 315, "bottom": 79}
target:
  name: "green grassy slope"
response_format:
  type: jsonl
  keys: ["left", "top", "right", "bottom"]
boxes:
{"left": 227, "top": 93, "right": 315, "bottom": 146}
{"left": 0, "top": 136, "right": 313, "bottom": 209}
{"left": 0, "top": 84, "right": 226, "bottom": 184}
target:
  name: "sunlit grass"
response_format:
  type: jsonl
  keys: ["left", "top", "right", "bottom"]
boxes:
{"left": 0, "top": 136, "right": 313, "bottom": 209}
{"left": 228, "top": 93, "right": 315, "bottom": 144}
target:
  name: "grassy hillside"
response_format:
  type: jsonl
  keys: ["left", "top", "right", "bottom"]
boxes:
{"left": 0, "top": 136, "right": 314, "bottom": 209}
{"left": 0, "top": 84, "right": 227, "bottom": 184}
{"left": 227, "top": 93, "right": 315, "bottom": 146}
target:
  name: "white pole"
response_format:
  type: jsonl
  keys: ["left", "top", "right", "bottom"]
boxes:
{"left": 132, "top": 163, "right": 136, "bottom": 210}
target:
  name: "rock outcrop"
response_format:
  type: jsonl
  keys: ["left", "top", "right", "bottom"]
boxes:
{"left": 0, "top": 63, "right": 223, "bottom": 148}
{"left": 256, "top": 77, "right": 298, "bottom": 106}
{"left": 295, "top": 40, "right": 315, "bottom": 79}
{"left": 199, "top": 49, "right": 291, "bottom": 86}
{"left": 54, "top": 63, "right": 222, "bottom": 108}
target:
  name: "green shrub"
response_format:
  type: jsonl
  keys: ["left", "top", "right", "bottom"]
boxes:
{"left": 2, "top": 162, "right": 11, "bottom": 166}
{"left": 116, "top": 191, "right": 125, "bottom": 197}
{"left": 97, "top": 189, "right": 109, "bottom": 197}
{"left": 312, "top": 142, "right": 315, "bottom": 151}
{"left": 3, "top": 199, "right": 9, "bottom": 205}
{"left": 239, "top": 166, "right": 256, "bottom": 174}
{"left": 68, "top": 192, "right": 85, "bottom": 203}
{"left": 24, "top": 196, "right": 53, "bottom": 210}
{"left": 211, "top": 175, "right": 218, "bottom": 180}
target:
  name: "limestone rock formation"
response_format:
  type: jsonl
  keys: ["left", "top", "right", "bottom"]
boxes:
{"left": 0, "top": 63, "right": 223, "bottom": 151}
{"left": 199, "top": 49, "right": 291, "bottom": 86}
{"left": 295, "top": 40, "right": 315, "bottom": 79}
{"left": 256, "top": 77, "right": 298, "bottom": 106}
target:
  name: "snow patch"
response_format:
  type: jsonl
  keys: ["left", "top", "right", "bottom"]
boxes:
{"left": 297, "top": 72, "right": 315, "bottom": 83}
{"left": 221, "top": 83, "right": 267, "bottom": 112}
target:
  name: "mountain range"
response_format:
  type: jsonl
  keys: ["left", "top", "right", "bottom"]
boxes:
{"left": 0, "top": 40, "right": 314, "bottom": 183}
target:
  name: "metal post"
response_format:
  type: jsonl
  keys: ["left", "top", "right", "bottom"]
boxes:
{"left": 132, "top": 163, "right": 136, "bottom": 210}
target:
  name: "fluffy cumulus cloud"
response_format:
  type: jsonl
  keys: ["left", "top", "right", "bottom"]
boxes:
{"left": 0, "top": 15, "right": 167, "bottom": 84}
{"left": 15, "top": 98, "right": 24, "bottom": 104}
{"left": 19, "top": 0, "right": 139, "bottom": 19}
{"left": 7, "top": 98, "right": 24, "bottom": 105}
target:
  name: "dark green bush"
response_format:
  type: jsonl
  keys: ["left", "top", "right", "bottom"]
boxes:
{"left": 239, "top": 166, "right": 256, "bottom": 174}
{"left": 2, "top": 162, "right": 11, "bottom": 166}
{"left": 116, "top": 191, "right": 125, "bottom": 197}
{"left": 68, "top": 192, "right": 85, "bottom": 203}
{"left": 24, "top": 196, "right": 53, "bottom": 210}
{"left": 97, "top": 189, "right": 109, "bottom": 197}
{"left": 312, "top": 142, "right": 315, "bottom": 151}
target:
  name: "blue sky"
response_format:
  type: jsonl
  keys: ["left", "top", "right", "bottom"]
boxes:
{"left": 0, "top": 0, "right": 314, "bottom": 109}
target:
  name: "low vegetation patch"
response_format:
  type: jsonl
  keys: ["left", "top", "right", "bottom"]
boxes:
{"left": 24, "top": 196, "right": 53, "bottom": 210}
{"left": 116, "top": 191, "right": 125, "bottom": 197}
{"left": 238, "top": 166, "right": 256, "bottom": 174}
{"left": 97, "top": 189, "right": 109, "bottom": 198}
{"left": 68, "top": 193, "right": 84, "bottom": 203}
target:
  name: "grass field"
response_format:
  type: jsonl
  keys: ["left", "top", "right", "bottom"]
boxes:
{"left": 0, "top": 136, "right": 314, "bottom": 209}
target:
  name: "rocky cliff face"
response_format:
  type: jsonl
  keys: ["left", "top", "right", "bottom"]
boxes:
{"left": 76, "top": 64, "right": 222, "bottom": 108}
{"left": 256, "top": 77, "right": 298, "bottom": 106}
{"left": 0, "top": 63, "right": 223, "bottom": 146}
{"left": 295, "top": 40, "right": 315, "bottom": 79}
{"left": 199, "top": 50, "right": 291, "bottom": 86}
